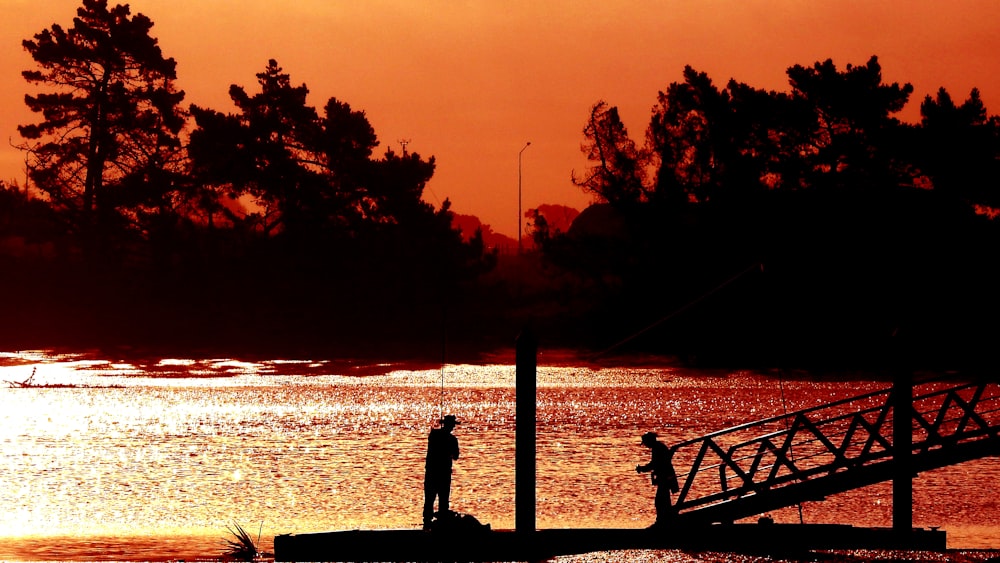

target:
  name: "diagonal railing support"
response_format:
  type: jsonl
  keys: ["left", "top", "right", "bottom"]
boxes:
{"left": 667, "top": 376, "right": 1000, "bottom": 526}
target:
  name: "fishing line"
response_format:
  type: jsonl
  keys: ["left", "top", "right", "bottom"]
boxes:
{"left": 778, "top": 371, "right": 805, "bottom": 524}
{"left": 439, "top": 303, "right": 447, "bottom": 421}
{"left": 588, "top": 262, "right": 764, "bottom": 360}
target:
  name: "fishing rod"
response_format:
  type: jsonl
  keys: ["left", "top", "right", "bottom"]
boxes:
{"left": 439, "top": 301, "right": 447, "bottom": 421}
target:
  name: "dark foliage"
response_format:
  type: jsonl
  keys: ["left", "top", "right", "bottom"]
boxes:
{"left": 4, "top": 4, "right": 492, "bottom": 360}
{"left": 18, "top": 0, "right": 187, "bottom": 250}
{"left": 547, "top": 56, "right": 1000, "bottom": 369}
{"left": 5, "top": 11, "right": 1000, "bottom": 372}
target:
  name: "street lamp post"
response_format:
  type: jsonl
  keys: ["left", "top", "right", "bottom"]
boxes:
{"left": 518, "top": 141, "right": 531, "bottom": 254}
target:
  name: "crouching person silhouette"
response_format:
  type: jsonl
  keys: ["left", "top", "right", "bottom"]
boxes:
{"left": 636, "top": 431, "right": 679, "bottom": 528}
{"left": 423, "top": 414, "right": 460, "bottom": 530}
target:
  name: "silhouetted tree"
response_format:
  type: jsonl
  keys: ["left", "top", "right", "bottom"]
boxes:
{"left": 181, "top": 103, "right": 252, "bottom": 231}
{"left": 189, "top": 60, "right": 449, "bottom": 245}
{"left": 533, "top": 204, "right": 579, "bottom": 235}
{"left": 526, "top": 208, "right": 550, "bottom": 249}
{"left": 722, "top": 80, "right": 816, "bottom": 192}
{"left": 786, "top": 55, "right": 914, "bottom": 190}
{"left": 361, "top": 147, "right": 437, "bottom": 228}
{"left": 917, "top": 87, "right": 1000, "bottom": 207}
{"left": 572, "top": 101, "right": 649, "bottom": 207}
{"left": 319, "top": 97, "right": 379, "bottom": 229}
{"left": 189, "top": 60, "right": 326, "bottom": 238}
{"left": 18, "top": 0, "right": 186, "bottom": 244}
{"left": 648, "top": 66, "right": 735, "bottom": 204}
{"left": 646, "top": 59, "right": 912, "bottom": 203}
{"left": 648, "top": 67, "right": 813, "bottom": 203}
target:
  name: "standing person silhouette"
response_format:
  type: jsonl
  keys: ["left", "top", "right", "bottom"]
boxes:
{"left": 636, "top": 431, "right": 679, "bottom": 528}
{"left": 423, "top": 414, "right": 460, "bottom": 530}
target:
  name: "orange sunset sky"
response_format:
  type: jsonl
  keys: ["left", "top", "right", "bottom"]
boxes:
{"left": 1, "top": 1, "right": 999, "bottom": 237}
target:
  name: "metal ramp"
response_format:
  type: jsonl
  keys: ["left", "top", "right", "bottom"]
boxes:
{"left": 671, "top": 377, "right": 1000, "bottom": 524}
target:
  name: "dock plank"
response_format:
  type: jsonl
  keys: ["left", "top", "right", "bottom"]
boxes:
{"left": 274, "top": 523, "right": 947, "bottom": 561}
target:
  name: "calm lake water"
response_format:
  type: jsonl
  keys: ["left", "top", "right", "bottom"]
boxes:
{"left": 0, "top": 350, "right": 997, "bottom": 562}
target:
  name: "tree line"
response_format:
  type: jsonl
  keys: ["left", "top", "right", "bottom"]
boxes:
{"left": 3, "top": 0, "right": 999, "bottom": 366}
{"left": 11, "top": 1, "right": 487, "bottom": 267}
{"left": 538, "top": 56, "right": 1000, "bottom": 368}
{"left": 569, "top": 56, "right": 999, "bottom": 212}
{"left": 2, "top": 0, "right": 494, "bottom": 356}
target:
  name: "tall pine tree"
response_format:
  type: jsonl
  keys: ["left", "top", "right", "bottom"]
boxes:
{"left": 19, "top": 0, "right": 186, "bottom": 243}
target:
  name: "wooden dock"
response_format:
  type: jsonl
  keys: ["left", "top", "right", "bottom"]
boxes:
{"left": 272, "top": 345, "right": 993, "bottom": 562}
{"left": 273, "top": 523, "right": 947, "bottom": 562}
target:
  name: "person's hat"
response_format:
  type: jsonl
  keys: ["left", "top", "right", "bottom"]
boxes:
{"left": 641, "top": 431, "right": 657, "bottom": 443}
{"left": 441, "top": 415, "right": 459, "bottom": 425}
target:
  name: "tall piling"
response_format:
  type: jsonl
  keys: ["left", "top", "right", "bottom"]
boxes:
{"left": 515, "top": 328, "right": 537, "bottom": 535}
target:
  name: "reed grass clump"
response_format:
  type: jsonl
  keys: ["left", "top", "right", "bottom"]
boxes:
{"left": 221, "top": 520, "right": 260, "bottom": 561}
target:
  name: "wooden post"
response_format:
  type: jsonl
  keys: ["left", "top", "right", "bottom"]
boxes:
{"left": 515, "top": 328, "right": 537, "bottom": 535}
{"left": 892, "top": 370, "right": 913, "bottom": 543}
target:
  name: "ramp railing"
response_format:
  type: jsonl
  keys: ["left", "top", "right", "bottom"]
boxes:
{"left": 670, "top": 377, "right": 1000, "bottom": 524}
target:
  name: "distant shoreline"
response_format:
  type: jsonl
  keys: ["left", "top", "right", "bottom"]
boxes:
{"left": 0, "top": 343, "right": 681, "bottom": 369}
{"left": 0, "top": 345, "right": 982, "bottom": 384}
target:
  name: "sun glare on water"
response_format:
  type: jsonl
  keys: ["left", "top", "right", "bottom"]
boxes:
{"left": 0, "top": 351, "right": 998, "bottom": 559}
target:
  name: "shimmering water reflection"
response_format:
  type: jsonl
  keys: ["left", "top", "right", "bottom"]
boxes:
{"left": 0, "top": 352, "right": 997, "bottom": 561}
